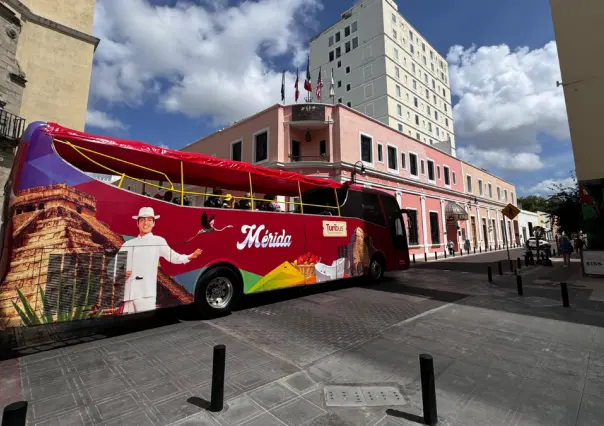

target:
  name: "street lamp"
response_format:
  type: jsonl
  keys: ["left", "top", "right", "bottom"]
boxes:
{"left": 351, "top": 161, "right": 366, "bottom": 184}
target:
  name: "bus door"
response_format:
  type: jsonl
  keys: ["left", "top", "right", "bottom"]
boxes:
{"left": 380, "top": 194, "right": 408, "bottom": 250}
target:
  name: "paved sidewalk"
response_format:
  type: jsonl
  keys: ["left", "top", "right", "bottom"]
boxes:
{"left": 1, "top": 269, "right": 604, "bottom": 425}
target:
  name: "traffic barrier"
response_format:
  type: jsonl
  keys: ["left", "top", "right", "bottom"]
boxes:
{"left": 488, "top": 266, "right": 492, "bottom": 283}
{"left": 561, "top": 283, "right": 570, "bottom": 308}
{"left": 517, "top": 275, "right": 523, "bottom": 296}
{"left": 419, "top": 354, "right": 438, "bottom": 426}
{"left": 498, "top": 261, "right": 503, "bottom": 276}
{"left": 210, "top": 345, "right": 226, "bottom": 412}
{"left": 2, "top": 401, "right": 28, "bottom": 426}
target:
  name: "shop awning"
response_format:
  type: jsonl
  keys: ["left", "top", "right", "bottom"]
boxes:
{"left": 445, "top": 201, "right": 468, "bottom": 221}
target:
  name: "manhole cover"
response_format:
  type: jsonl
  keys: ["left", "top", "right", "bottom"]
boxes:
{"left": 324, "top": 385, "right": 406, "bottom": 407}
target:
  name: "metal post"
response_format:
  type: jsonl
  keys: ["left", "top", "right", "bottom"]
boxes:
{"left": 419, "top": 354, "right": 438, "bottom": 426}
{"left": 509, "top": 259, "right": 514, "bottom": 272}
{"left": 424, "top": 252, "right": 428, "bottom": 262}
{"left": 498, "top": 261, "right": 503, "bottom": 276}
{"left": 517, "top": 257, "right": 522, "bottom": 269}
{"left": 459, "top": 250, "right": 463, "bottom": 257}
{"left": 2, "top": 401, "right": 28, "bottom": 426}
{"left": 413, "top": 254, "right": 416, "bottom": 264}
{"left": 444, "top": 250, "right": 447, "bottom": 259}
{"left": 561, "top": 283, "right": 570, "bottom": 308}
{"left": 516, "top": 274, "right": 523, "bottom": 296}
{"left": 488, "top": 266, "right": 492, "bottom": 283}
{"left": 210, "top": 345, "right": 226, "bottom": 412}
{"left": 474, "top": 247, "right": 476, "bottom": 254}
{"left": 434, "top": 252, "right": 437, "bottom": 260}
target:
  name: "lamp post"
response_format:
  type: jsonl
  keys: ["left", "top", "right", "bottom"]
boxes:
{"left": 351, "top": 161, "right": 366, "bottom": 184}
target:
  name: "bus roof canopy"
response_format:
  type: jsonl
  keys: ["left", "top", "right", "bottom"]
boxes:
{"left": 46, "top": 123, "right": 343, "bottom": 196}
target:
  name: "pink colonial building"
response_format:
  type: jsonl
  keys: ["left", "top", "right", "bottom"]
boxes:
{"left": 182, "top": 103, "right": 519, "bottom": 256}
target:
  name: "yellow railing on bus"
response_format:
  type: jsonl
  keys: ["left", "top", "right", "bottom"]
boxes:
{"left": 58, "top": 139, "right": 341, "bottom": 215}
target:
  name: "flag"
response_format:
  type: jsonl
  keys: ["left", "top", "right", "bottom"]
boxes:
{"left": 281, "top": 70, "right": 285, "bottom": 103}
{"left": 304, "top": 56, "right": 312, "bottom": 92}
{"left": 315, "top": 67, "right": 324, "bottom": 100}
{"left": 329, "top": 68, "right": 335, "bottom": 98}
{"left": 294, "top": 68, "right": 300, "bottom": 102}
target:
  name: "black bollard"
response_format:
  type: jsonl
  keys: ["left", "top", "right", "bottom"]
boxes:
{"left": 480, "top": 246, "right": 482, "bottom": 253}
{"left": 424, "top": 252, "right": 428, "bottom": 262}
{"left": 460, "top": 250, "right": 463, "bottom": 257}
{"left": 474, "top": 247, "right": 476, "bottom": 254}
{"left": 488, "top": 266, "right": 492, "bottom": 283}
{"left": 498, "top": 261, "right": 503, "bottom": 276}
{"left": 561, "top": 283, "right": 570, "bottom": 308}
{"left": 419, "top": 354, "right": 438, "bottom": 426}
{"left": 2, "top": 401, "right": 28, "bottom": 426}
{"left": 444, "top": 250, "right": 447, "bottom": 259}
{"left": 509, "top": 259, "right": 514, "bottom": 272}
{"left": 516, "top": 274, "right": 523, "bottom": 296}
{"left": 210, "top": 345, "right": 226, "bottom": 412}
{"left": 517, "top": 257, "right": 522, "bottom": 270}
{"left": 413, "top": 254, "right": 416, "bottom": 264}
{"left": 452, "top": 250, "right": 455, "bottom": 257}
{"left": 435, "top": 252, "right": 437, "bottom": 260}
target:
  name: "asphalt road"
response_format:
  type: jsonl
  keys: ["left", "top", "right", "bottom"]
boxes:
{"left": 412, "top": 247, "right": 526, "bottom": 274}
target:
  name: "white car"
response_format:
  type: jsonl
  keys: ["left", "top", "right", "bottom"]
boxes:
{"left": 527, "top": 237, "right": 551, "bottom": 249}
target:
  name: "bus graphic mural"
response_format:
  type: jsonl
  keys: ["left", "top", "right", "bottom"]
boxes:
{"left": 0, "top": 122, "right": 410, "bottom": 330}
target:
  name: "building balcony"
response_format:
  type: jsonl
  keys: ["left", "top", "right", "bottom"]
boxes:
{"left": 0, "top": 109, "right": 25, "bottom": 141}
{"left": 288, "top": 154, "right": 330, "bottom": 163}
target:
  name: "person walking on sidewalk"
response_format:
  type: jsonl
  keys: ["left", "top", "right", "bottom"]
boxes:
{"left": 559, "top": 233, "right": 573, "bottom": 267}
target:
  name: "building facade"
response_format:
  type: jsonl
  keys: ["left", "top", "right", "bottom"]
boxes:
{"left": 550, "top": 0, "right": 604, "bottom": 250}
{"left": 3, "top": 0, "right": 99, "bottom": 131}
{"left": 181, "top": 103, "right": 516, "bottom": 256}
{"left": 308, "top": 0, "right": 455, "bottom": 156}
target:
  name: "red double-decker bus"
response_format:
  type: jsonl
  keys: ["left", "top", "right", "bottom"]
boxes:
{"left": 0, "top": 122, "right": 409, "bottom": 330}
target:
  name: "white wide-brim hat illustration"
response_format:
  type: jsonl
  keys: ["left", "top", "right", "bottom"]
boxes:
{"left": 133, "top": 207, "right": 160, "bottom": 220}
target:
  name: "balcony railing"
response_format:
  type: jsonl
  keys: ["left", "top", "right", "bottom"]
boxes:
{"left": 289, "top": 154, "right": 330, "bottom": 162}
{"left": 0, "top": 109, "right": 25, "bottom": 140}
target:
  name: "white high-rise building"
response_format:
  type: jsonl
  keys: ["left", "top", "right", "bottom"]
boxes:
{"left": 309, "top": 0, "right": 456, "bottom": 156}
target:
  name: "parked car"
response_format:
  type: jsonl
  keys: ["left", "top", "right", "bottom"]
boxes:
{"left": 527, "top": 237, "right": 551, "bottom": 249}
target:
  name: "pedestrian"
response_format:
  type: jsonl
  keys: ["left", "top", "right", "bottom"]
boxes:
{"left": 448, "top": 240, "right": 454, "bottom": 255}
{"left": 559, "top": 233, "right": 573, "bottom": 267}
{"left": 575, "top": 234, "right": 584, "bottom": 258}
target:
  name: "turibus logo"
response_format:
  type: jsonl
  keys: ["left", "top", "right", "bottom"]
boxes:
{"left": 322, "top": 221, "right": 347, "bottom": 237}
{"left": 236, "top": 224, "right": 292, "bottom": 250}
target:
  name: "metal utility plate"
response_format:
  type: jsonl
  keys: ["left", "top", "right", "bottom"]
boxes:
{"left": 324, "top": 385, "right": 406, "bottom": 407}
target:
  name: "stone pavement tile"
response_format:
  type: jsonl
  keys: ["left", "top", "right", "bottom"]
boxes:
{"left": 249, "top": 381, "right": 297, "bottom": 409}
{"left": 23, "top": 365, "right": 68, "bottom": 387}
{"left": 170, "top": 412, "right": 220, "bottom": 425}
{"left": 34, "top": 407, "right": 91, "bottom": 426}
{"left": 155, "top": 393, "right": 206, "bottom": 424}
{"left": 93, "top": 392, "right": 141, "bottom": 423}
{"left": 190, "top": 382, "right": 241, "bottom": 402}
{"left": 30, "top": 392, "right": 79, "bottom": 421}
{"left": 75, "top": 365, "right": 117, "bottom": 387}
{"left": 140, "top": 380, "right": 183, "bottom": 403}
{"left": 270, "top": 397, "right": 325, "bottom": 426}
{"left": 239, "top": 412, "right": 286, "bottom": 426}
{"left": 176, "top": 366, "right": 213, "bottom": 389}
{"left": 84, "top": 376, "right": 130, "bottom": 402}
{"left": 214, "top": 394, "right": 264, "bottom": 426}
{"left": 302, "top": 387, "right": 324, "bottom": 408}
{"left": 306, "top": 412, "right": 351, "bottom": 425}
{"left": 127, "top": 365, "right": 168, "bottom": 387}
{"left": 283, "top": 371, "right": 319, "bottom": 394}
{"left": 515, "top": 382, "right": 582, "bottom": 425}
{"left": 329, "top": 406, "right": 384, "bottom": 426}
{"left": 577, "top": 393, "right": 604, "bottom": 426}
{"left": 230, "top": 367, "right": 275, "bottom": 391}
{"left": 585, "top": 351, "right": 604, "bottom": 397}
{"left": 23, "top": 376, "right": 73, "bottom": 401}
{"left": 101, "top": 409, "right": 157, "bottom": 426}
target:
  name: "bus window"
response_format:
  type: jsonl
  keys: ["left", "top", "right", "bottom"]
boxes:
{"left": 301, "top": 188, "right": 338, "bottom": 215}
{"left": 380, "top": 193, "right": 408, "bottom": 249}
{"left": 340, "top": 190, "right": 386, "bottom": 227}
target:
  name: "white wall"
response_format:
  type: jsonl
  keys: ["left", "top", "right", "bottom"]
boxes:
{"left": 517, "top": 210, "right": 539, "bottom": 244}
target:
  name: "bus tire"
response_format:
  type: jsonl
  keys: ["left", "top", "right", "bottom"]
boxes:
{"left": 195, "top": 266, "right": 241, "bottom": 318}
{"left": 368, "top": 255, "right": 385, "bottom": 283}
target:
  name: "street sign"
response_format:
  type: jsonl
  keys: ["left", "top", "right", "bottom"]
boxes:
{"left": 501, "top": 203, "right": 520, "bottom": 220}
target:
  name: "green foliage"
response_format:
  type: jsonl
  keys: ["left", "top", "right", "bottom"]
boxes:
{"left": 544, "top": 171, "right": 582, "bottom": 235}
{"left": 12, "top": 275, "right": 104, "bottom": 327}
{"left": 517, "top": 195, "right": 549, "bottom": 212}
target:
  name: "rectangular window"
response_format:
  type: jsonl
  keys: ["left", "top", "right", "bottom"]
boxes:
{"left": 395, "top": 66, "right": 400, "bottom": 79}
{"left": 345, "top": 26, "right": 350, "bottom": 37}
{"left": 410, "top": 44, "right": 414, "bottom": 54}
{"left": 351, "top": 21, "right": 357, "bottom": 32}
{"left": 329, "top": 51, "right": 334, "bottom": 62}
{"left": 445, "top": 118, "right": 449, "bottom": 127}
{"left": 396, "top": 85, "right": 401, "bottom": 97}
{"left": 437, "top": 165, "right": 441, "bottom": 179}
{"left": 394, "top": 48, "right": 399, "bottom": 60}
{"left": 412, "top": 63, "right": 416, "bottom": 74}
{"left": 409, "top": 30, "right": 414, "bottom": 40}
{"left": 253, "top": 130, "right": 268, "bottom": 163}
{"left": 409, "top": 153, "right": 418, "bottom": 176}
{"left": 414, "top": 97, "right": 418, "bottom": 107}
{"left": 392, "top": 13, "right": 397, "bottom": 23}
{"left": 429, "top": 212, "right": 440, "bottom": 244}
{"left": 352, "top": 37, "right": 358, "bottom": 49}
{"left": 398, "top": 123, "right": 403, "bottom": 132}
{"left": 478, "top": 180, "right": 483, "bottom": 196}
{"left": 320, "top": 140, "right": 326, "bottom": 156}
{"left": 466, "top": 175, "right": 473, "bottom": 193}
{"left": 421, "top": 160, "right": 425, "bottom": 175}
{"left": 453, "top": 172, "right": 457, "bottom": 185}
{"left": 387, "top": 146, "right": 397, "bottom": 170}
{"left": 415, "top": 114, "right": 419, "bottom": 125}
{"left": 497, "top": 187, "right": 501, "bottom": 200}
{"left": 413, "top": 80, "right": 417, "bottom": 89}
{"left": 401, "top": 152, "right": 406, "bottom": 169}
{"left": 377, "top": 143, "right": 384, "bottom": 162}
{"left": 231, "top": 140, "right": 242, "bottom": 161}
{"left": 363, "top": 64, "right": 372, "bottom": 78}
{"left": 407, "top": 210, "right": 419, "bottom": 245}
{"left": 345, "top": 41, "right": 351, "bottom": 53}
{"left": 392, "top": 29, "right": 397, "bottom": 39}
{"left": 328, "top": 35, "right": 334, "bottom": 47}
{"left": 360, "top": 134, "right": 372, "bottom": 163}
{"left": 489, "top": 183, "right": 493, "bottom": 198}
{"left": 504, "top": 190, "right": 508, "bottom": 201}
{"left": 336, "top": 47, "right": 341, "bottom": 58}
{"left": 346, "top": 83, "right": 351, "bottom": 91}
{"left": 335, "top": 32, "right": 340, "bottom": 42}
{"left": 397, "top": 104, "right": 402, "bottom": 116}
{"left": 444, "top": 166, "right": 450, "bottom": 185}
{"left": 427, "top": 160, "right": 435, "bottom": 181}
{"left": 346, "top": 66, "right": 351, "bottom": 73}
{"left": 511, "top": 192, "right": 515, "bottom": 204}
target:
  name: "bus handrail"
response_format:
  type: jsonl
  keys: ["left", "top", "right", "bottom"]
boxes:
{"left": 57, "top": 138, "right": 341, "bottom": 214}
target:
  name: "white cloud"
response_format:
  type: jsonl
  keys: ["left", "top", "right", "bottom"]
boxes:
{"left": 90, "top": 0, "right": 321, "bottom": 126}
{"left": 521, "top": 176, "right": 576, "bottom": 197}
{"left": 448, "top": 41, "right": 570, "bottom": 170}
{"left": 85, "top": 109, "right": 126, "bottom": 130}
{"left": 458, "top": 146, "right": 544, "bottom": 172}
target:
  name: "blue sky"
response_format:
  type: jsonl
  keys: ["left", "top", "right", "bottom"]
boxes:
{"left": 86, "top": 0, "right": 575, "bottom": 197}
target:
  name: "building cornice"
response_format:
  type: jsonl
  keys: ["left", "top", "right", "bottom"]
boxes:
{"left": 4, "top": 0, "right": 100, "bottom": 50}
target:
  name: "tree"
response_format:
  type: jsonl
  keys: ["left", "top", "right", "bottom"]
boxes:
{"left": 545, "top": 172, "right": 582, "bottom": 235}
{"left": 517, "top": 195, "right": 549, "bottom": 212}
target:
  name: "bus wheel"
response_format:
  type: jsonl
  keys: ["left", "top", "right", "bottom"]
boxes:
{"left": 195, "top": 266, "right": 241, "bottom": 318}
{"left": 369, "top": 256, "right": 385, "bottom": 283}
